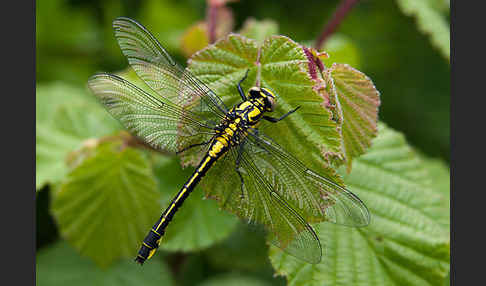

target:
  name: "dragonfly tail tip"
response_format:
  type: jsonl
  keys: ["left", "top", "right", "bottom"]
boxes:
{"left": 134, "top": 256, "right": 145, "bottom": 265}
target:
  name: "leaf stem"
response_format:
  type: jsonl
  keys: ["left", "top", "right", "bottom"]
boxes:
{"left": 314, "top": 0, "right": 360, "bottom": 50}
{"left": 206, "top": 0, "right": 223, "bottom": 43}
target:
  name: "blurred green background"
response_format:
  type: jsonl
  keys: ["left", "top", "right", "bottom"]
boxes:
{"left": 36, "top": 0, "right": 449, "bottom": 285}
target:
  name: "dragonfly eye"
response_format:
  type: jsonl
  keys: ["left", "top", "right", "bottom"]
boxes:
{"left": 266, "top": 95, "right": 276, "bottom": 112}
{"left": 248, "top": 87, "right": 261, "bottom": 99}
{"left": 260, "top": 88, "right": 276, "bottom": 111}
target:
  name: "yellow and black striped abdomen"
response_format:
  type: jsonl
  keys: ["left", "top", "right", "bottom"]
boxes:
{"left": 135, "top": 153, "right": 219, "bottom": 264}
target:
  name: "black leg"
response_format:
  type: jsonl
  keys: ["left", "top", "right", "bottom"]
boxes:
{"left": 176, "top": 140, "right": 211, "bottom": 155}
{"left": 236, "top": 168, "right": 245, "bottom": 199}
{"left": 263, "top": 106, "right": 301, "bottom": 123}
{"left": 235, "top": 140, "right": 246, "bottom": 199}
{"left": 237, "top": 69, "right": 250, "bottom": 101}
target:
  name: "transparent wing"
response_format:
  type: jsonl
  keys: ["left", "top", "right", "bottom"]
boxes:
{"left": 112, "top": 17, "right": 228, "bottom": 123}
{"left": 237, "top": 148, "right": 322, "bottom": 263}
{"left": 88, "top": 73, "right": 216, "bottom": 153}
{"left": 201, "top": 146, "right": 322, "bottom": 264}
{"left": 245, "top": 130, "right": 370, "bottom": 227}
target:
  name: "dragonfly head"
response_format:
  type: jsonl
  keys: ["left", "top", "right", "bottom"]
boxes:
{"left": 248, "top": 87, "right": 276, "bottom": 112}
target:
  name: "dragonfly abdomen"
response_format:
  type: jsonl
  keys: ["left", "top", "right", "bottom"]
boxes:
{"left": 137, "top": 100, "right": 267, "bottom": 264}
{"left": 135, "top": 153, "right": 219, "bottom": 264}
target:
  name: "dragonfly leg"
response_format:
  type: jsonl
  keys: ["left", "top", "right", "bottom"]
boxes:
{"left": 263, "top": 106, "right": 301, "bottom": 123}
{"left": 237, "top": 69, "right": 250, "bottom": 101}
{"left": 235, "top": 140, "right": 247, "bottom": 199}
{"left": 236, "top": 168, "right": 245, "bottom": 199}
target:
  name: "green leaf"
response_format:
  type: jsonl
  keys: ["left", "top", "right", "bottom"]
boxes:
{"left": 36, "top": 123, "right": 79, "bottom": 190}
{"left": 188, "top": 34, "right": 379, "bottom": 171}
{"left": 51, "top": 142, "right": 161, "bottom": 267}
{"left": 36, "top": 241, "right": 174, "bottom": 286}
{"left": 36, "top": 83, "right": 120, "bottom": 190}
{"left": 36, "top": 90, "right": 120, "bottom": 190}
{"left": 188, "top": 34, "right": 344, "bottom": 168}
{"left": 269, "top": 123, "right": 450, "bottom": 286}
{"left": 420, "top": 157, "right": 450, "bottom": 197}
{"left": 199, "top": 273, "right": 273, "bottom": 286}
{"left": 239, "top": 18, "right": 279, "bottom": 44}
{"left": 187, "top": 34, "right": 349, "bottom": 246}
{"left": 36, "top": 82, "right": 98, "bottom": 123}
{"left": 186, "top": 35, "right": 379, "bottom": 257}
{"left": 416, "top": 157, "right": 450, "bottom": 227}
{"left": 395, "top": 0, "right": 450, "bottom": 59}
{"left": 325, "top": 63, "right": 381, "bottom": 171}
{"left": 152, "top": 155, "right": 239, "bottom": 252}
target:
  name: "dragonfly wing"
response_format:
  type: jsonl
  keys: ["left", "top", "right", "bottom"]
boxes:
{"left": 199, "top": 146, "right": 322, "bottom": 263}
{"left": 88, "top": 73, "right": 216, "bottom": 153}
{"left": 245, "top": 130, "right": 370, "bottom": 227}
{"left": 112, "top": 17, "right": 228, "bottom": 121}
{"left": 236, "top": 147, "right": 322, "bottom": 264}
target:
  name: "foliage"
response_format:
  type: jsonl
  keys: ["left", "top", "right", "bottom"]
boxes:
{"left": 199, "top": 273, "right": 273, "bottom": 286}
{"left": 51, "top": 141, "right": 161, "bottom": 267}
{"left": 269, "top": 123, "right": 449, "bottom": 285}
{"left": 36, "top": 242, "right": 174, "bottom": 286}
{"left": 240, "top": 18, "right": 279, "bottom": 44}
{"left": 36, "top": 1, "right": 449, "bottom": 285}
{"left": 324, "top": 63, "right": 380, "bottom": 171}
{"left": 36, "top": 0, "right": 101, "bottom": 84}
{"left": 395, "top": 0, "right": 450, "bottom": 59}
{"left": 36, "top": 83, "right": 120, "bottom": 189}
{"left": 185, "top": 34, "right": 380, "bottom": 255}
{"left": 187, "top": 34, "right": 379, "bottom": 171}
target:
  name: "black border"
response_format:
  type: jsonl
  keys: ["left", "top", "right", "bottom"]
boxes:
{"left": 3, "top": 0, "right": 35, "bottom": 285}
{"left": 451, "top": 0, "right": 486, "bottom": 285}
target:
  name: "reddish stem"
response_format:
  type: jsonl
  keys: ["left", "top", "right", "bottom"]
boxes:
{"left": 314, "top": 0, "right": 360, "bottom": 50}
{"left": 206, "top": 0, "right": 223, "bottom": 43}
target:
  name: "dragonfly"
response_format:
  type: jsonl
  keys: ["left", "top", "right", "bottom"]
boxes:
{"left": 88, "top": 17, "right": 370, "bottom": 265}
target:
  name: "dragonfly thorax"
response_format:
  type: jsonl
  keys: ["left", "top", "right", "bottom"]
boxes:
{"left": 232, "top": 99, "right": 265, "bottom": 126}
{"left": 211, "top": 96, "right": 269, "bottom": 155}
